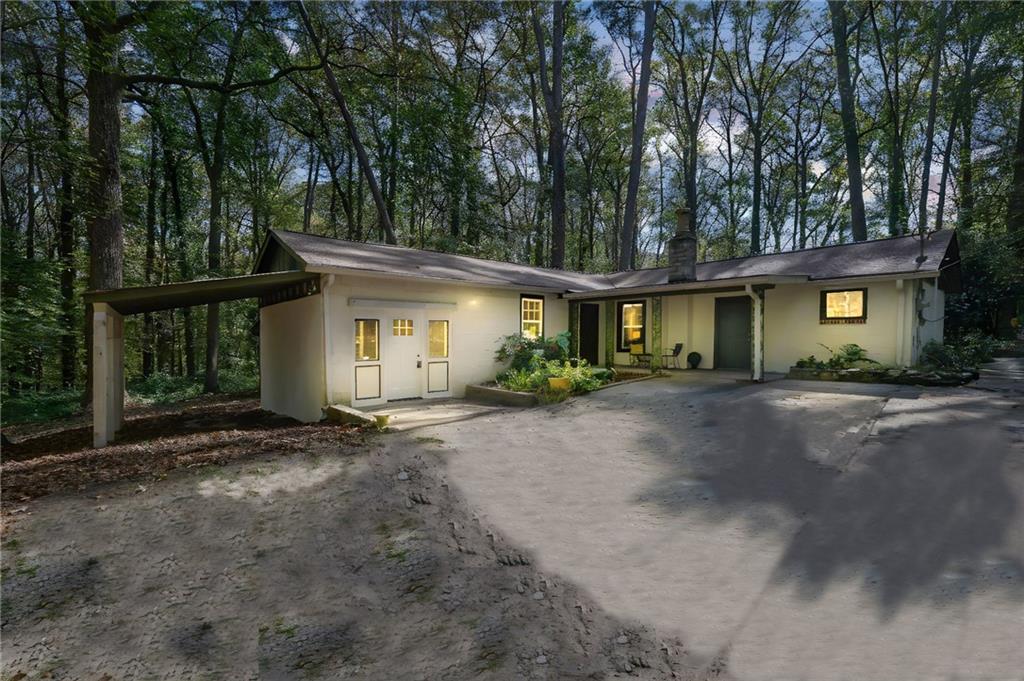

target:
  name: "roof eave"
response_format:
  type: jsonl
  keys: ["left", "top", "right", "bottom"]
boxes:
{"left": 305, "top": 264, "right": 577, "bottom": 295}
{"left": 808, "top": 269, "right": 943, "bottom": 286}
{"left": 251, "top": 229, "right": 309, "bottom": 275}
{"left": 563, "top": 275, "right": 808, "bottom": 300}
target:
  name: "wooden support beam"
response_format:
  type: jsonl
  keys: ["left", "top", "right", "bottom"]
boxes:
{"left": 745, "top": 285, "right": 765, "bottom": 382}
{"left": 92, "top": 302, "right": 124, "bottom": 447}
{"left": 651, "top": 296, "right": 662, "bottom": 370}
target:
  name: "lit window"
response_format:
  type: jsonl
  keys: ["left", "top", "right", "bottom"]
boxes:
{"left": 355, "top": 319, "right": 379, "bottom": 361}
{"left": 428, "top": 320, "right": 449, "bottom": 358}
{"left": 820, "top": 289, "right": 868, "bottom": 324}
{"left": 393, "top": 319, "right": 414, "bottom": 336}
{"left": 521, "top": 296, "right": 544, "bottom": 338}
{"left": 618, "top": 301, "right": 646, "bottom": 351}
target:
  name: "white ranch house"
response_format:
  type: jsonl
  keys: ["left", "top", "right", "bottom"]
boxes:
{"left": 86, "top": 210, "right": 961, "bottom": 446}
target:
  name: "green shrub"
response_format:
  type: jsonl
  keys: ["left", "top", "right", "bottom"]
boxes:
{"left": 2, "top": 370, "right": 260, "bottom": 427}
{"left": 794, "top": 355, "right": 824, "bottom": 369}
{"left": 819, "top": 343, "right": 877, "bottom": 369}
{"left": 920, "top": 331, "right": 995, "bottom": 371}
{"left": 544, "top": 359, "right": 604, "bottom": 392}
{"left": 1, "top": 389, "right": 82, "bottom": 426}
{"left": 494, "top": 331, "right": 571, "bottom": 371}
{"left": 495, "top": 367, "right": 536, "bottom": 392}
{"left": 495, "top": 356, "right": 608, "bottom": 395}
{"left": 128, "top": 370, "right": 258, "bottom": 405}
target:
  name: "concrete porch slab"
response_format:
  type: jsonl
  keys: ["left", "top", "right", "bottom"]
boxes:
{"left": 371, "top": 398, "right": 511, "bottom": 431}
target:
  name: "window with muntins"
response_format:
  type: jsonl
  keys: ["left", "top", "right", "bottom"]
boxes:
{"left": 393, "top": 319, "right": 414, "bottom": 336}
{"left": 521, "top": 296, "right": 544, "bottom": 338}
{"left": 820, "top": 289, "right": 868, "bottom": 324}
{"left": 618, "top": 301, "right": 646, "bottom": 351}
{"left": 355, "top": 319, "right": 379, "bottom": 361}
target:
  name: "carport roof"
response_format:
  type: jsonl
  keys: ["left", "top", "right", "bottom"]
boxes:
{"left": 83, "top": 271, "right": 319, "bottom": 315}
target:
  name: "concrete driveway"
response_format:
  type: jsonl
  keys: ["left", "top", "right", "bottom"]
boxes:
{"left": 423, "top": 368, "right": 1024, "bottom": 681}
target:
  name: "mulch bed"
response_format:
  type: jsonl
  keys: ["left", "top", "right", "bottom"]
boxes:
{"left": 1, "top": 394, "right": 367, "bottom": 504}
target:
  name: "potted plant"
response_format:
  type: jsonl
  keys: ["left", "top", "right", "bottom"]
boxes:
{"left": 547, "top": 376, "right": 571, "bottom": 391}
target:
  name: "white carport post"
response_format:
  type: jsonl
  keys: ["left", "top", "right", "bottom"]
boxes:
{"left": 92, "top": 302, "right": 124, "bottom": 447}
{"left": 745, "top": 284, "right": 765, "bottom": 382}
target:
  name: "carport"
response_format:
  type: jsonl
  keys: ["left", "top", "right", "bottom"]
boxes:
{"left": 83, "top": 271, "right": 320, "bottom": 447}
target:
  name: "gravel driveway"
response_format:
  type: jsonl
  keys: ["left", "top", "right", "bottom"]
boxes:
{"left": 433, "top": 368, "right": 1024, "bottom": 681}
{"left": 3, "top": 365, "right": 1021, "bottom": 680}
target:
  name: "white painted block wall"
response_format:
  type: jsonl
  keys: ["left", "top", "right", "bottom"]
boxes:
{"left": 322, "top": 274, "right": 569, "bottom": 406}
{"left": 259, "top": 293, "right": 326, "bottom": 422}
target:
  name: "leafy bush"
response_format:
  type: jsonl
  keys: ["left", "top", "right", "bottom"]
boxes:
{"left": 796, "top": 344, "right": 878, "bottom": 371}
{"left": 496, "top": 367, "right": 536, "bottom": 392}
{"left": 1, "top": 370, "right": 260, "bottom": 427}
{"left": 495, "top": 331, "right": 570, "bottom": 371}
{"left": 128, "top": 370, "right": 258, "bottom": 405}
{"left": 495, "top": 355, "right": 607, "bottom": 394}
{"left": 544, "top": 359, "right": 604, "bottom": 393}
{"left": 821, "top": 343, "right": 877, "bottom": 368}
{"left": 1, "top": 389, "right": 81, "bottom": 426}
{"left": 920, "top": 331, "right": 995, "bottom": 371}
{"left": 794, "top": 355, "right": 823, "bottom": 369}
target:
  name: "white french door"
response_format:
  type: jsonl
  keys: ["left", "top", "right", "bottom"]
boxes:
{"left": 387, "top": 313, "right": 422, "bottom": 399}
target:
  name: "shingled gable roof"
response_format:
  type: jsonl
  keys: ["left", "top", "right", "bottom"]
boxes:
{"left": 256, "top": 229, "right": 959, "bottom": 295}
{"left": 259, "top": 229, "right": 610, "bottom": 292}
{"left": 604, "top": 229, "right": 960, "bottom": 289}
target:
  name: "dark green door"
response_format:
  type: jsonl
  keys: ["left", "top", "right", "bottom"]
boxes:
{"left": 714, "top": 297, "right": 751, "bottom": 370}
{"left": 579, "top": 303, "right": 600, "bottom": 366}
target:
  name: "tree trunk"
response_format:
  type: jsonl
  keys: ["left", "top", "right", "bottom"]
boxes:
{"left": 532, "top": 1, "right": 566, "bottom": 269}
{"left": 25, "top": 137, "right": 36, "bottom": 260}
{"left": 935, "top": 108, "right": 957, "bottom": 232}
{"left": 828, "top": 0, "right": 867, "bottom": 242}
{"left": 750, "top": 132, "right": 763, "bottom": 254}
{"left": 56, "top": 6, "right": 77, "bottom": 388}
{"left": 619, "top": 0, "right": 657, "bottom": 270}
{"left": 297, "top": 1, "right": 397, "bottom": 244}
{"left": 959, "top": 105, "right": 974, "bottom": 232}
{"left": 79, "top": 2, "right": 126, "bottom": 406}
{"left": 917, "top": 1, "right": 948, "bottom": 234}
{"left": 303, "top": 139, "right": 318, "bottom": 232}
{"left": 163, "top": 141, "right": 196, "bottom": 377}
{"left": 686, "top": 128, "right": 699, "bottom": 224}
{"left": 205, "top": 178, "right": 222, "bottom": 392}
{"left": 1008, "top": 79, "right": 1024, "bottom": 261}
{"left": 143, "top": 122, "right": 158, "bottom": 377}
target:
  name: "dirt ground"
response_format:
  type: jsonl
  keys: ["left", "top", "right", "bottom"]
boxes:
{"left": 1, "top": 395, "right": 362, "bottom": 504}
{"left": 1, "top": 397, "right": 692, "bottom": 680}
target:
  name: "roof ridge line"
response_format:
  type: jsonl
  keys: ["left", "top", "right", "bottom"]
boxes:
{"left": 612, "top": 230, "right": 951, "bottom": 274}
{"left": 271, "top": 229, "right": 611, "bottom": 282}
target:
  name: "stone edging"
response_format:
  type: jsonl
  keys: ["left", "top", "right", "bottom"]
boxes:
{"left": 787, "top": 365, "right": 977, "bottom": 387}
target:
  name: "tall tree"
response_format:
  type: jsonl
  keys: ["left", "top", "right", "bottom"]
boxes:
{"left": 618, "top": 0, "right": 656, "bottom": 270}
{"left": 1009, "top": 79, "right": 1024, "bottom": 259}
{"left": 722, "top": 1, "right": 810, "bottom": 254}
{"left": 531, "top": 1, "right": 566, "bottom": 269}
{"left": 72, "top": 1, "right": 144, "bottom": 402}
{"left": 917, "top": 1, "right": 948, "bottom": 235}
{"left": 656, "top": 0, "right": 723, "bottom": 229}
{"left": 297, "top": 1, "right": 397, "bottom": 245}
{"left": 828, "top": 0, "right": 868, "bottom": 242}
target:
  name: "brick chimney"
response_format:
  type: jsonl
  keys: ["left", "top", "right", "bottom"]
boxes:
{"left": 668, "top": 206, "right": 697, "bottom": 282}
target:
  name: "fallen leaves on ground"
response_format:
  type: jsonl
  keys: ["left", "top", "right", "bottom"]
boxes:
{"left": 1, "top": 395, "right": 366, "bottom": 505}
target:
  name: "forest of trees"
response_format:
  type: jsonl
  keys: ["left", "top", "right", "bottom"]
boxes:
{"left": 2, "top": 1, "right": 1022, "bottom": 404}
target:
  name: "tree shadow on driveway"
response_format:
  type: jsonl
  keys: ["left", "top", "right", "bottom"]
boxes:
{"left": 637, "top": 396, "right": 1024, "bottom": 618}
